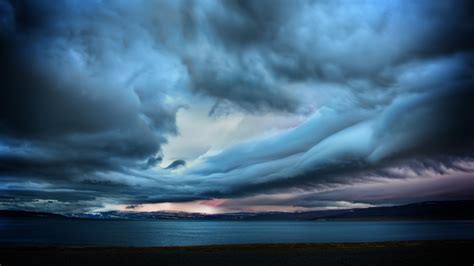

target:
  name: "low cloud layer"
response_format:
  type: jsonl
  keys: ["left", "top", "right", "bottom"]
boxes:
{"left": 0, "top": 0, "right": 473, "bottom": 213}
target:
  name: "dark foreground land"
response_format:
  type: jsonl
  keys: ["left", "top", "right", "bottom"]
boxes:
{"left": 0, "top": 240, "right": 473, "bottom": 265}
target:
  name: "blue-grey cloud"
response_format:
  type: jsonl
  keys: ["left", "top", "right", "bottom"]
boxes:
{"left": 165, "top": 160, "right": 186, "bottom": 170}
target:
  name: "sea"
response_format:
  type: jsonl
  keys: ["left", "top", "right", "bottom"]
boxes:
{"left": 1, "top": 218, "right": 473, "bottom": 246}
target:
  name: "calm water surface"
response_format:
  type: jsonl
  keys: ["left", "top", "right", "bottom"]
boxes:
{"left": 1, "top": 218, "right": 473, "bottom": 246}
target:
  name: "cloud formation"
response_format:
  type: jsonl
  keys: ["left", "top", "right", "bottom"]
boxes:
{"left": 0, "top": 0, "right": 473, "bottom": 213}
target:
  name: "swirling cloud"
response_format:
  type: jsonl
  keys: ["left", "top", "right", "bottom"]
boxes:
{"left": 0, "top": 0, "right": 472, "bottom": 213}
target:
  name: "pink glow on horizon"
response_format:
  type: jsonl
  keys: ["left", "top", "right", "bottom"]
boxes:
{"left": 107, "top": 201, "right": 226, "bottom": 214}
{"left": 200, "top": 198, "right": 226, "bottom": 207}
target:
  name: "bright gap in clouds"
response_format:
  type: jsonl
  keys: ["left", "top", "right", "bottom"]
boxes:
{"left": 160, "top": 100, "right": 307, "bottom": 167}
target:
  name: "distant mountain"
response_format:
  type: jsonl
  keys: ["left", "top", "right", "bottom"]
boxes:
{"left": 315, "top": 200, "right": 474, "bottom": 220}
{"left": 82, "top": 201, "right": 474, "bottom": 221}
{"left": 1, "top": 201, "right": 473, "bottom": 221}
{"left": 76, "top": 209, "right": 349, "bottom": 221}
{"left": 0, "top": 210, "right": 68, "bottom": 219}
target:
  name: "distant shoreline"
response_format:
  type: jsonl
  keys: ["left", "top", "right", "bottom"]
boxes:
{"left": 2, "top": 200, "right": 474, "bottom": 221}
{"left": 1, "top": 240, "right": 473, "bottom": 265}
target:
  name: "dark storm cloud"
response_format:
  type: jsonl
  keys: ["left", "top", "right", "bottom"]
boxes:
{"left": 0, "top": 0, "right": 473, "bottom": 213}
{"left": 0, "top": 0, "right": 180, "bottom": 177}
{"left": 181, "top": 0, "right": 302, "bottom": 113}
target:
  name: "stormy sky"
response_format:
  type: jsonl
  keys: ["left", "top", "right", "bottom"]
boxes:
{"left": 0, "top": 0, "right": 473, "bottom": 214}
